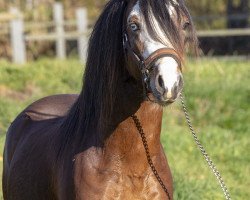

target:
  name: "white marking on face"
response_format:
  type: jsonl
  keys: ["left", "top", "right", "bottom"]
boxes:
{"left": 128, "top": 1, "right": 140, "bottom": 18}
{"left": 128, "top": 1, "right": 181, "bottom": 97}
{"left": 155, "top": 57, "right": 180, "bottom": 94}
{"left": 128, "top": 1, "right": 176, "bottom": 58}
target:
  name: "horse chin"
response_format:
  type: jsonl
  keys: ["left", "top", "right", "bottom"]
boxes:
{"left": 156, "top": 98, "right": 176, "bottom": 107}
{"left": 147, "top": 91, "right": 176, "bottom": 107}
{"left": 159, "top": 100, "right": 175, "bottom": 107}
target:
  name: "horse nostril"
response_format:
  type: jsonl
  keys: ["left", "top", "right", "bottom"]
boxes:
{"left": 158, "top": 75, "right": 164, "bottom": 89}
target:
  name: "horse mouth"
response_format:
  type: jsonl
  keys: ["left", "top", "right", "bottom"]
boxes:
{"left": 147, "top": 91, "right": 179, "bottom": 106}
{"left": 157, "top": 98, "right": 176, "bottom": 107}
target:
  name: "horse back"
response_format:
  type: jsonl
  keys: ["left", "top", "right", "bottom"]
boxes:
{"left": 2, "top": 94, "right": 78, "bottom": 199}
{"left": 24, "top": 94, "right": 79, "bottom": 120}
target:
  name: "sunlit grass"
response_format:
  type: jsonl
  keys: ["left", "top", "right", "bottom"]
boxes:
{"left": 0, "top": 57, "right": 249, "bottom": 199}
{"left": 162, "top": 57, "right": 249, "bottom": 200}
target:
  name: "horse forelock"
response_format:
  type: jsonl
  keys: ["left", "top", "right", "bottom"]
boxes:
{"left": 127, "top": 0, "right": 198, "bottom": 58}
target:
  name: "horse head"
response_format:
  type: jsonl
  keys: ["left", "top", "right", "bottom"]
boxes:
{"left": 123, "top": 0, "right": 197, "bottom": 106}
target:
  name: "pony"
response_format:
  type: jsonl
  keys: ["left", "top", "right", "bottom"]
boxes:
{"left": 2, "top": 0, "right": 197, "bottom": 199}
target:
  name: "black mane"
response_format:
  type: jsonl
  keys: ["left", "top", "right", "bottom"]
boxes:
{"left": 58, "top": 0, "right": 128, "bottom": 158}
{"left": 57, "top": 0, "right": 198, "bottom": 159}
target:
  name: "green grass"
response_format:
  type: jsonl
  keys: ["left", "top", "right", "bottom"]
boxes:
{"left": 162, "top": 58, "right": 249, "bottom": 199}
{"left": 0, "top": 57, "right": 249, "bottom": 199}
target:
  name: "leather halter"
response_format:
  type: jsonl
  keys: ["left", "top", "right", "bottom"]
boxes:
{"left": 123, "top": 32, "right": 182, "bottom": 99}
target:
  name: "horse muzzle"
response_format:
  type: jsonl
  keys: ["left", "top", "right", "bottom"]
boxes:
{"left": 150, "top": 56, "right": 183, "bottom": 105}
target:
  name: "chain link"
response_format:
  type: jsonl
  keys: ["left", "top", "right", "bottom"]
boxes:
{"left": 131, "top": 115, "right": 171, "bottom": 200}
{"left": 180, "top": 93, "right": 231, "bottom": 200}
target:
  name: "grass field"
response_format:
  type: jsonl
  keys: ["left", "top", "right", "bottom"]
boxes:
{"left": 0, "top": 57, "right": 249, "bottom": 199}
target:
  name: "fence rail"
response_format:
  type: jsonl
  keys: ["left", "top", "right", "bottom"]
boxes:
{"left": 0, "top": 3, "right": 249, "bottom": 64}
{"left": 193, "top": 14, "right": 249, "bottom": 21}
{"left": 0, "top": 13, "right": 21, "bottom": 22}
{"left": 197, "top": 28, "right": 250, "bottom": 37}
{"left": 25, "top": 32, "right": 86, "bottom": 41}
{"left": 0, "top": 2, "right": 88, "bottom": 64}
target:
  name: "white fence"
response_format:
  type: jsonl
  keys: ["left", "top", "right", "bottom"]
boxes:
{"left": 0, "top": 3, "right": 249, "bottom": 64}
{"left": 0, "top": 2, "right": 88, "bottom": 64}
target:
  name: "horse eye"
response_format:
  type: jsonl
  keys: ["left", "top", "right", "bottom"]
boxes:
{"left": 130, "top": 23, "right": 139, "bottom": 32}
{"left": 183, "top": 22, "right": 190, "bottom": 30}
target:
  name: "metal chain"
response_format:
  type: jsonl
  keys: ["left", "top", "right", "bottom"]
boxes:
{"left": 131, "top": 115, "right": 171, "bottom": 200}
{"left": 180, "top": 93, "right": 231, "bottom": 200}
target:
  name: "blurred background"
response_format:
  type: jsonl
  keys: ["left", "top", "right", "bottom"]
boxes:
{"left": 0, "top": 0, "right": 249, "bottom": 199}
{"left": 0, "top": 0, "right": 249, "bottom": 62}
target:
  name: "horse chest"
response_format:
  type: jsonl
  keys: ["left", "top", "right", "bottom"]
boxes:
{"left": 74, "top": 169, "right": 166, "bottom": 200}
{"left": 73, "top": 151, "right": 167, "bottom": 200}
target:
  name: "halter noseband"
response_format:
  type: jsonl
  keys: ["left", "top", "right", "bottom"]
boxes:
{"left": 123, "top": 32, "right": 182, "bottom": 100}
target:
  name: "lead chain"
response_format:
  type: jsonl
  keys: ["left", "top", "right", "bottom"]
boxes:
{"left": 180, "top": 93, "right": 231, "bottom": 200}
{"left": 131, "top": 115, "right": 171, "bottom": 200}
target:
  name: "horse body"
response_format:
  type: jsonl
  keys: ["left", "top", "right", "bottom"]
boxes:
{"left": 3, "top": 0, "right": 197, "bottom": 199}
{"left": 3, "top": 95, "right": 172, "bottom": 199}
{"left": 3, "top": 95, "right": 77, "bottom": 199}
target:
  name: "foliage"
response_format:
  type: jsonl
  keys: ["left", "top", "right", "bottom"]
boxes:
{"left": 187, "top": 0, "right": 228, "bottom": 29}
{"left": 0, "top": 0, "right": 107, "bottom": 21}
{"left": 0, "top": 0, "right": 244, "bottom": 28}
{"left": 0, "top": 57, "right": 249, "bottom": 199}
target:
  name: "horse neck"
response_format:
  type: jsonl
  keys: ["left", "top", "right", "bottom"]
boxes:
{"left": 104, "top": 101, "right": 163, "bottom": 160}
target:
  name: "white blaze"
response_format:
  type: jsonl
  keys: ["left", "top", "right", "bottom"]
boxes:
{"left": 155, "top": 57, "right": 179, "bottom": 94}
{"left": 128, "top": 1, "right": 180, "bottom": 96}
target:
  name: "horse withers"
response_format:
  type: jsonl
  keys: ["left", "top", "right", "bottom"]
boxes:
{"left": 2, "top": 0, "right": 197, "bottom": 199}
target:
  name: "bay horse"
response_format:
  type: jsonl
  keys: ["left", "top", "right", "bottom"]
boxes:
{"left": 2, "top": 0, "right": 197, "bottom": 199}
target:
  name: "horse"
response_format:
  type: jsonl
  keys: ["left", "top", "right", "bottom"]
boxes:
{"left": 2, "top": 0, "right": 197, "bottom": 199}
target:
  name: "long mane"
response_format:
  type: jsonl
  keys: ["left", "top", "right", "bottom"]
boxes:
{"left": 58, "top": 0, "right": 128, "bottom": 158}
{"left": 57, "top": 0, "right": 198, "bottom": 159}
